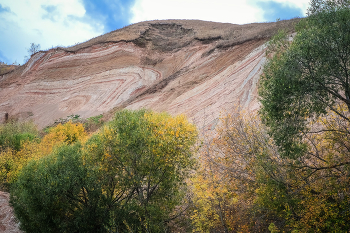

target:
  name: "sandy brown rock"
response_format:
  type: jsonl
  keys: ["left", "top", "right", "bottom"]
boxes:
{"left": 0, "top": 19, "right": 298, "bottom": 128}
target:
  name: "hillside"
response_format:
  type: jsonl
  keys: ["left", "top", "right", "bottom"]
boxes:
{"left": 0, "top": 19, "right": 298, "bottom": 129}
{"left": 0, "top": 64, "right": 17, "bottom": 76}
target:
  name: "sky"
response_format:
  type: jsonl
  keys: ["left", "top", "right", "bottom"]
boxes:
{"left": 0, "top": 0, "right": 309, "bottom": 65}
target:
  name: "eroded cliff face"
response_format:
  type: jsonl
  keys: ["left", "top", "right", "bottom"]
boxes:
{"left": 0, "top": 19, "right": 297, "bottom": 128}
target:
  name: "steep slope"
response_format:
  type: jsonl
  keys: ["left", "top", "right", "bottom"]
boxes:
{"left": 0, "top": 19, "right": 297, "bottom": 128}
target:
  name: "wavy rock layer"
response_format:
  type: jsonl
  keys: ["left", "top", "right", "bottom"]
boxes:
{"left": 0, "top": 19, "right": 297, "bottom": 128}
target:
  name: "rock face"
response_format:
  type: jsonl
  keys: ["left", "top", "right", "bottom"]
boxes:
{"left": 0, "top": 19, "right": 297, "bottom": 128}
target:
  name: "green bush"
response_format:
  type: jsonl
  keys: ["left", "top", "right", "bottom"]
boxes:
{"left": 84, "top": 114, "right": 104, "bottom": 132}
{"left": 0, "top": 121, "right": 38, "bottom": 152}
{"left": 10, "top": 144, "right": 110, "bottom": 233}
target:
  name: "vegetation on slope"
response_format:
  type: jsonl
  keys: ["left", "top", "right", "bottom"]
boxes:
{"left": 1, "top": 0, "right": 350, "bottom": 232}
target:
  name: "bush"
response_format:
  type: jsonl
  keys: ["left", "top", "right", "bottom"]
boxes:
{"left": 10, "top": 144, "right": 110, "bottom": 233}
{"left": 43, "top": 121, "right": 87, "bottom": 145}
{"left": 0, "top": 121, "right": 38, "bottom": 152}
{"left": 0, "top": 121, "right": 87, "bottom": 191}
{"left": 84, "top": 114, "right": 104, "bottom": 132}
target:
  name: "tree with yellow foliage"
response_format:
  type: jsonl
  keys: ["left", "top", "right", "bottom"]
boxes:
{"left": 0, "top": 121, "right": 87, "bottom": 191}
{"left": 11, "top": 109, "right": 198, "bottom": 233}
{"left": 191, "top": 110, "right": 285, "bottom": 232}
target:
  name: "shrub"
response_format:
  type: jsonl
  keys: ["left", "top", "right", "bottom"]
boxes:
{"left": 0, "top": 121, "right": 38, "bottom": 152}
{"left": 0, "top": 121, "right": 87, "bottom": 191}
{"left": 10, "top": 144, "right": 110, "bottom": 233}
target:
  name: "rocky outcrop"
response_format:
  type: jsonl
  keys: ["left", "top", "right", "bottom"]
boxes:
{"left": 0, "top": 19, "right": 297, "bottom": 129}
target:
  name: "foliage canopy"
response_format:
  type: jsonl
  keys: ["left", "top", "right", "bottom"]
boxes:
{"left": 10, "top": 109, "right": 198, "bottom": 232}
{"left": 259, "top": 4, "right": 350, "bottom": 158}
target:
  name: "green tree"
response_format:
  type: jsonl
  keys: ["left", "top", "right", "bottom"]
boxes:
{"left": 258, "top": 1, "right": 350, "bottom": 231}
{"left": 86, "top": 109, "right": 198, "bottom": 232}
{"left": 10, "top": 144, "right": 110, "bottom": 233}
{"left": 11, "top": 109, "right": 197, "bottom": 232}
{"left": 259, "top": 2, "right": 350, "bottom": 158}
{"left": 307, "top": 0, "right": 350, "bottom": 15}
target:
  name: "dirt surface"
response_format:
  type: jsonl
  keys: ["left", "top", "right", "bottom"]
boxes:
{"left": 0, "top": 192, "right": 21, "bottom": 233}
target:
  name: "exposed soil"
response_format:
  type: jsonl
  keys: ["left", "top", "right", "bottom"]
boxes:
{"left": 0, "top": 192, "right": 21, "bottom": 233}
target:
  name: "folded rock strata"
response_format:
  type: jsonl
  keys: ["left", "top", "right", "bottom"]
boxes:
{"left": 0, "top": 19, "right": 297, "bottom": 128}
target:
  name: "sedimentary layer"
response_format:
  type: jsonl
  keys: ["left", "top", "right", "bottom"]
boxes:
{"left": 0, "top": 19, "right": 297, "bottom": 128}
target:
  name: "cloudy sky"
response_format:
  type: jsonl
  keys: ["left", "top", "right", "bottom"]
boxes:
{"left": 0, "top": 0, "right": 309, "bottom": 64}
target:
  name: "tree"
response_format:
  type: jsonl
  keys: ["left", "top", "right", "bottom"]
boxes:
{"left": 27, "top": 43, "right": 40, "bottom": 55}
{"left": 307, "top": 0, "right": 350, "bottom": 15}
{"left": 10, "top": 144, "right": 110, "bottom": 233}
{"left": 24, "top": 43, "right": 40, "bottom": 63}
{"left": 191, "top": 109, "right": 350, "bottom": 232}
{"left": 10, "top": 109, "right": 198, "bottom": 232}
{"left": 191, "top": 110, "right": 285, "bottom": 232}
{"left": 258, "top": 1, "right": 350, "bottom": 231}
{"left": 259, "top": 2, "right": 350, "bottom": 158}
{"left": 86, "top": 109, "right": 198, "bottom": 232}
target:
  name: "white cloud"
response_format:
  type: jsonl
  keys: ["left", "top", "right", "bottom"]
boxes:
{"left": 0, "top": 0, "right": 310, "bottom": 64}
{"left": 130, "top": 0, "right": 309, "bottom": 25}
{"left": 131, "top": 0, "right": 263, "bottom": 25}
{"left": 0, "top": 0, "right": 104, "bottom": 64}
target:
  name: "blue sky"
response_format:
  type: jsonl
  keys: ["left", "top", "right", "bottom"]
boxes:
{"left": 0, "top": 0, "right": 308, "bottom": 65}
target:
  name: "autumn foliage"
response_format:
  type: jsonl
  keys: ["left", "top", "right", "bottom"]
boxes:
{"left": 191, "top": 110, "right": 282, "bottom": 232}
{"left": 190, "top": 2, "right": 350, "bottom": 231}
{"left": 6, "top": 110, "right": 197, "bottom": 233}
{"left": 0, "top": 121, "right": 86, "bottom": 191}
